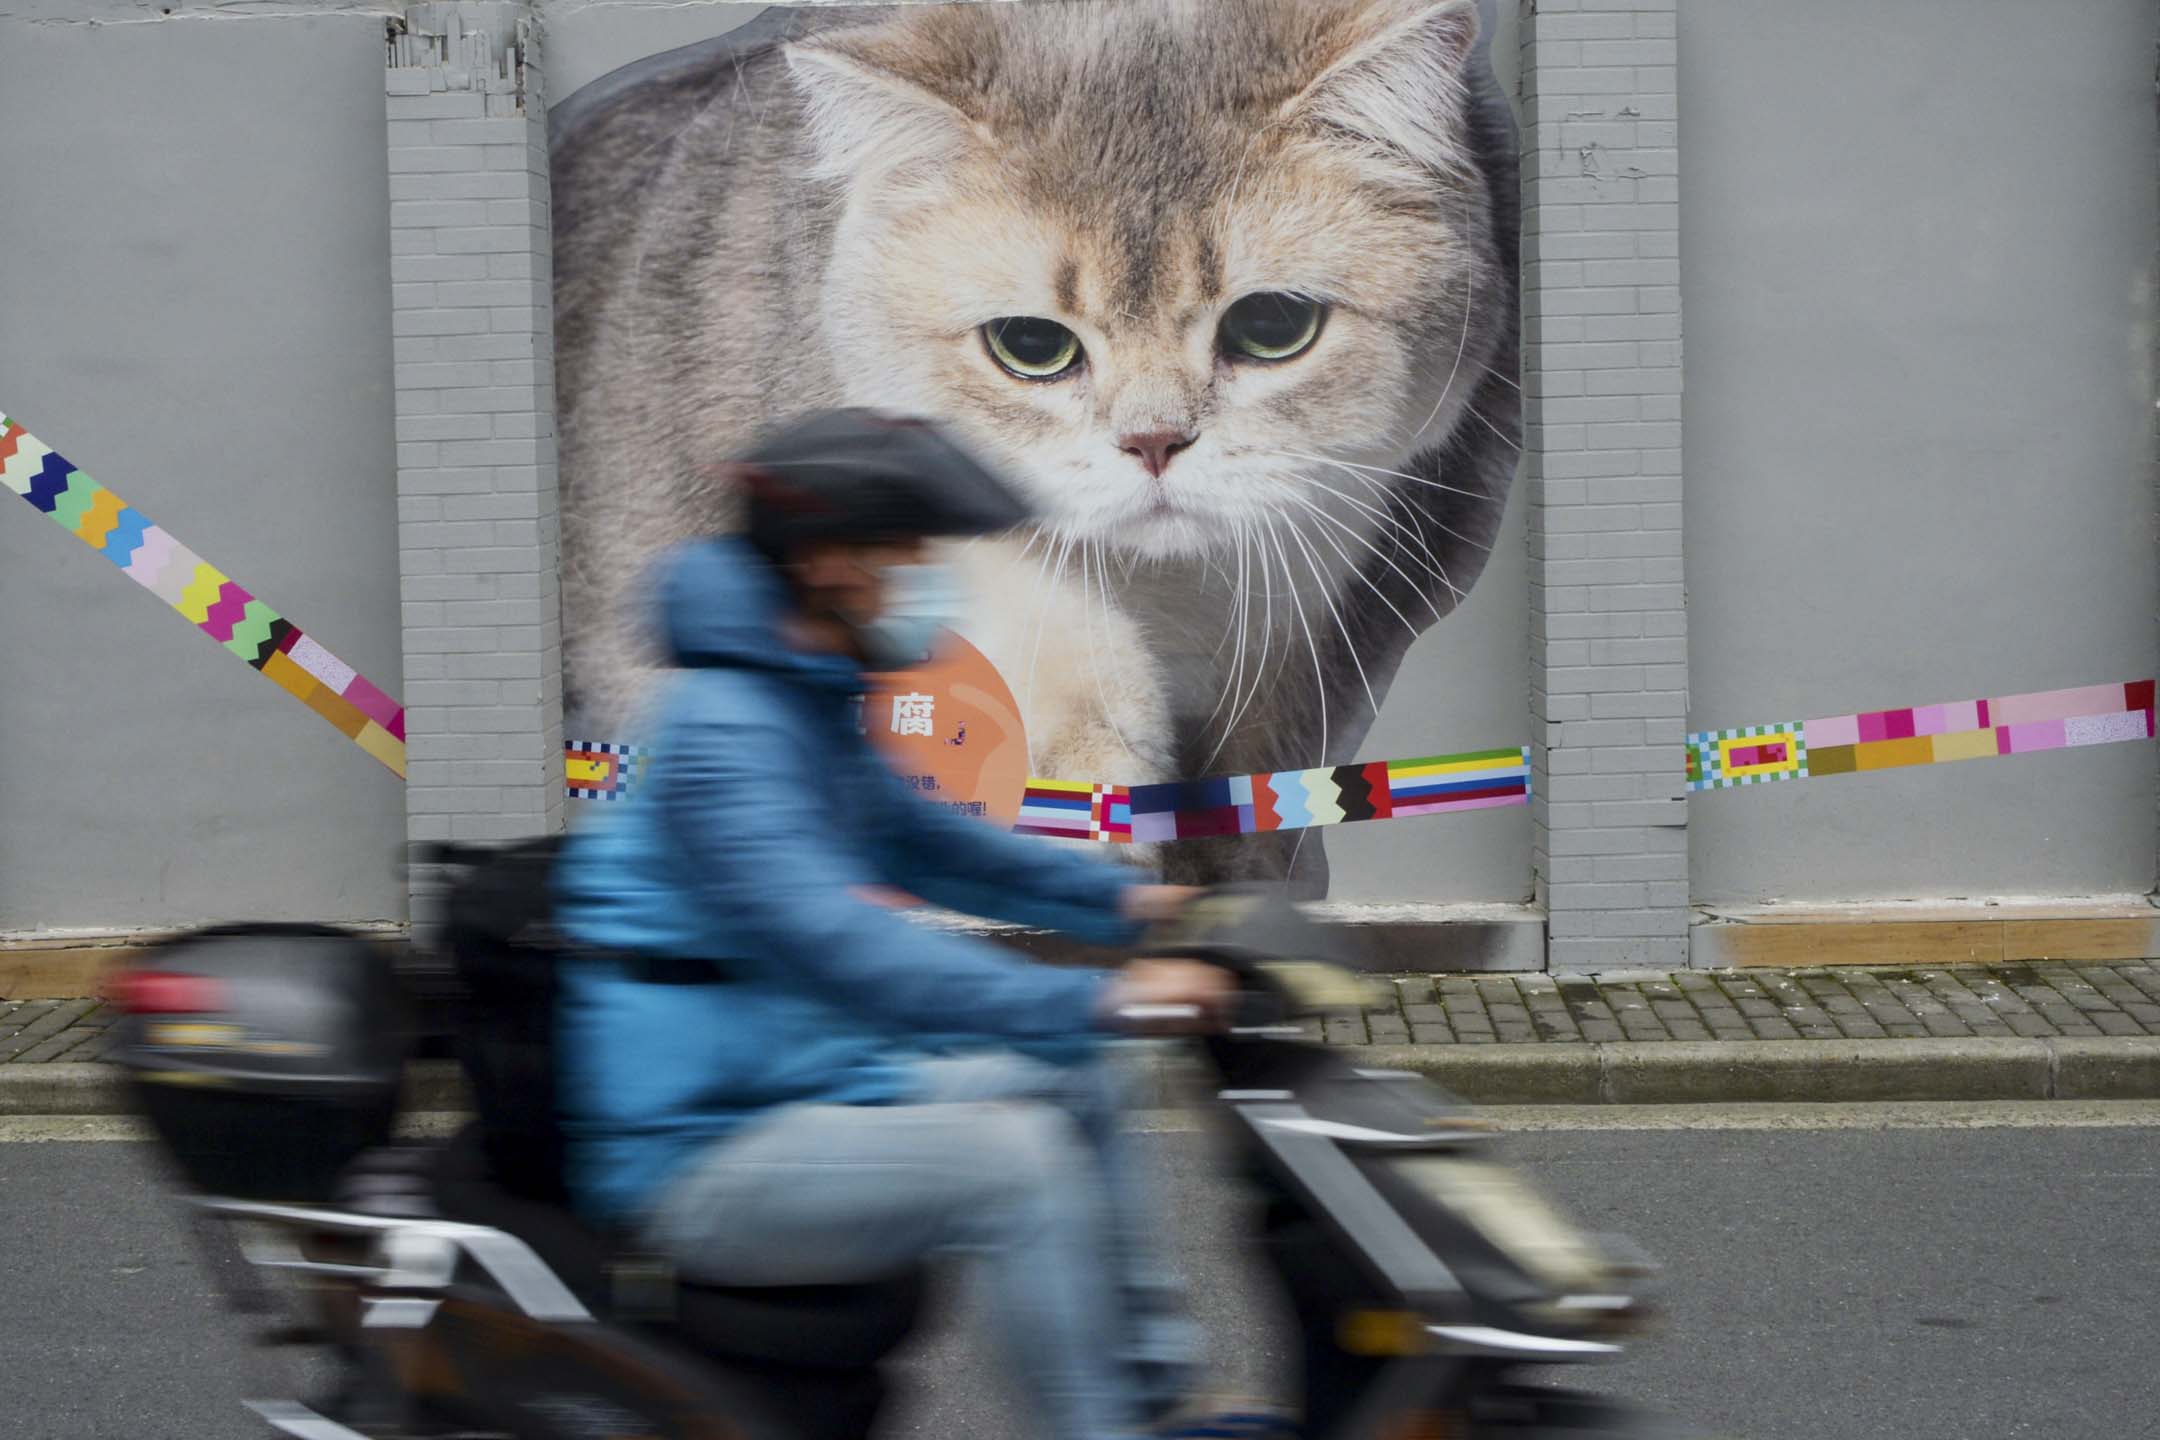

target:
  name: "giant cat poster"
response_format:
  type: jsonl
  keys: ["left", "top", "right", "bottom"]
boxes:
{"left": 549, "top": 0, "right": 1524, "bottom": 895}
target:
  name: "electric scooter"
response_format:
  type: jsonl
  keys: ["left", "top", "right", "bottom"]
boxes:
{"left": 108, "top": 872, "right": 1698, "bottom": 1438}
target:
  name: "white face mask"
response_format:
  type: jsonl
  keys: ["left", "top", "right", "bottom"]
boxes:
{"left": 850, "top": 561, "right": 961, "bottom": 670}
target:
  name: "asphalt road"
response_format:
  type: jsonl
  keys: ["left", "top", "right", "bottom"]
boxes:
{"left": 2, "top": 1107, "right": 2155, "bottom": 1440}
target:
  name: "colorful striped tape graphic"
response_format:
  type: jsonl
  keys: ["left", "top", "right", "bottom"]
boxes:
{"left": 558, "top": 743, "right": 1534, "bottom": 843}
{"left": 1686, "top": 680, "right": 2155, "bottom": 792}
{"left": 566, "top": 740, "right": 643, "bottom": 800}
{"left": 8, "top": 415, "right": 2149, "bottom": 818}
{"left": 0, "top": 414, "right": 408, "bottom": 777}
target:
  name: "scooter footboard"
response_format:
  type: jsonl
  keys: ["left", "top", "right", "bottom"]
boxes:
{"left": 415, "top": 1285, "right": 795, "bottom": 1440}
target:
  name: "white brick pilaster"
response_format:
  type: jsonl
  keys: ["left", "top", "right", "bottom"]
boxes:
{"left": 387, "top": 0, "right": 561, "bottom": 908}
{"left": 1519, "top": 0, "right": 1688, "bottom": 969}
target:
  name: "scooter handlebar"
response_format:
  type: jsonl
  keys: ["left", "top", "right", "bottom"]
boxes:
{"left": 1114, "top": 1003, "right": 1207, "bottom": 1024}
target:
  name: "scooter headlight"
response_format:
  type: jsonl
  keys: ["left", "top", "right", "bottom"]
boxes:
{"left": 1387, "top": 1156, "right": 1613, "bottom": 1300}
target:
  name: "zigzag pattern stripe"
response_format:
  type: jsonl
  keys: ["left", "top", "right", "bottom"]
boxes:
{"left": 76, "top": 486, "right": 126, "bottom": 548}
{"left": 222, "top": 599, "right": 284, "bottom": 663}
{"left": 123, "top": 524, "right": 180, "bottom": 587}
{"left": 199, "top": 578, "right": 257, "bottom": 641}
{"left": 0, "top": 423, "right": 37, "bottom": 492}
{"left": 99, "top": 503, "right": 154, "bottom": 569}
{"left": 176, "top": 563, "right": 233, "bottom": 625}
{"left": 27, "top": 452, "right": 80, "bottom": 515}
{"left": 145, "top": 537, "right": 208, "bottom": 607}
{"left": 1292, "top": 769, "right": 1348, "bottom": 827}
{"left": 0, "top": 412, "right": 407, "bottom": 778}
{"left": 1269, "top": 771, "right": 1317, "bottom": 830}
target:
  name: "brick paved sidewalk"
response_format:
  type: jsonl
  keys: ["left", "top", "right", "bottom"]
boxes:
{"left": 0, "top": 998, "right": 111, "bottom": 1063}
{"left": 8, "top": 962, "right": 2160, "bottom": 1063}
{"left": 1316, "top": 962, "right": 2160, "bottom": 1046}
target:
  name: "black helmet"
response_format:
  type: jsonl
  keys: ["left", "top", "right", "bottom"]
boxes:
{"left": 738, "top": 409, "right": 1032, "bottom": 560}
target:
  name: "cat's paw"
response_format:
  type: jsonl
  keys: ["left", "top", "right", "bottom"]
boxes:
{"left": 943, "top": 536, "right": 1179, "bottom": 785}
{"left": 1030, "top": 832, "right": 1164, "bottom": 873}
{"left": 1031, "top": 720, "right": 1170, "bottom": 793}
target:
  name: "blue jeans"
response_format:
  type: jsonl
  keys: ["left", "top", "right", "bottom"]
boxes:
{"left": 635, "top": 1048, "right": 1200, "bottom": 1440}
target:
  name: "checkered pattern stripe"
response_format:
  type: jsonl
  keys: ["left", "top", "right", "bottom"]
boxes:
{"left": 565, "top": 741, "right": 643, "bottom": 801}
{"left": 1688, "top": 680, "right": 2157, "bottom": 793}
{"left": 1, "top": 414, "right": 408, "bottom": 776}
{"left": 1685, "top": 724, "right": 1808, "bottom": 791}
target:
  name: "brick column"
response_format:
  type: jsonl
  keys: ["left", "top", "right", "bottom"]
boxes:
{"left": 1518, "top": 0, "right": 1688, "bottom": 970}
{"left": 386, "top": 0, "right": 561, "bottom": 915}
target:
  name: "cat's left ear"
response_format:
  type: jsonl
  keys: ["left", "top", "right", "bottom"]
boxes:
{"left": 785, "top": 26, "right": 988, "bottom": 184}
{"left": 1284, "top": 0, "right": 1482, "bottom": 175}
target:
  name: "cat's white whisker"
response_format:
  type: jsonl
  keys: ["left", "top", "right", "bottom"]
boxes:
{"left": 1300, "top": 476, "right": 1443, "bottom": 573}
{"left": 1411, "top": 264, "right": 1475, "bottom": 445}
{"left": 1208, "top": 521, "right": 1275, "bottom": 771}
{"left": 1021, "top": 528, "right": 1075, "bottom": 772}
{"left": 1297, "top": 466, "right": 1468, "bottom": 607}
{"left": 1273, "top": 449, "right": 1500, "bottom": 504}
{"left": 1289, "top": 466, "right": 1455, "bottom": 582}
{"left": 1262, "top": 514, "right": 1329, "bottom": 772}
{"left": 1270, "top": 453, "right": 1469, "bottom": 605}
{"left": 1201, "top": 524, "right": 1252, "bottom": 735}
{"left": 1283, "top": 490, "right": 1435, "bottom": 636}
{"left": 1464, "top": 404, "right": 1522, "bottom": 453}
{"left": 1324, "top": 465, "right": 1473, "bottom": 608}
{"left": 1080, "top": 539, "right": 1145, "bottom": 772}
{"left": 1284, "top": 453, "right": 1498, "bottom": 562}
{"left": 1203, "top": 528, "right": 1247, "bottom": 669}
{"left": 1283, "top": 520, "right": 1379, "bottom": 721}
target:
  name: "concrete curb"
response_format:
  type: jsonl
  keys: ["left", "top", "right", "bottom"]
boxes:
{"left": 0, "top": 1061, "right": 474, "bottom": 1116}
{"left": 1347, "top": 1037, "right": 2160, "bottom": 1106}
{"left": 9, "top": 1038, "right": 2160, "bottom": 1117}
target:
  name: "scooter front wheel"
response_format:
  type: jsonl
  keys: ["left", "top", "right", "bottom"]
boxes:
{"left": 1468, "top": 1385, "right": 1715, "bottom": 1438}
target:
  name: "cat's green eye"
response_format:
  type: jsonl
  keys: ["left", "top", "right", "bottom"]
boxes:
{"left": 1221, "top": 293, "right": 1324, "bottom": 363}
{"left": 983, "top": 317, "right": 1082, "bottom": 380}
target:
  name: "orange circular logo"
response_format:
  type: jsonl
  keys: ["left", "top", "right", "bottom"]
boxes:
{"left": 863, "top": 630, "right": 1029, "bottom": 829}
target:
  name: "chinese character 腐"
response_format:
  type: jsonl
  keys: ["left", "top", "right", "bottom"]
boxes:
{"left": 890, "top": 692, "right": 935, "bottom": 738}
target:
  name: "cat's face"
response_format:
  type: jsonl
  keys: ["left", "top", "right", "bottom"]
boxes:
{"left": 789, "top": 0, "right": 1500, "bottom": 561}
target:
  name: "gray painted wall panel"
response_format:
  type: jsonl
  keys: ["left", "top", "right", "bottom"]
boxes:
{"left": 0, "top": 15, "right": 407, "bottom": 930}
{"left": 1681, "top": 0, "right": 2159, "bottom": 904}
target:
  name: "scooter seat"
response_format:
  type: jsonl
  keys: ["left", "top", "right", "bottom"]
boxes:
{"left": 428, "top": 1124, "right": 926, "bottom": 1366}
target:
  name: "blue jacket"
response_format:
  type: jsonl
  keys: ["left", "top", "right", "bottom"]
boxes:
{"left": 553, "top": 537, "right": 1142, "bottom": 1222}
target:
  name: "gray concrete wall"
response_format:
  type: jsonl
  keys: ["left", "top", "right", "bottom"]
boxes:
{"left": 2, "top": 0, "right": 2152, "bottom": 939}
{"left": 0, "top": 10, "right": 407, "bottom": 933}
{"left": 1680, "top": 0, "right": 2160, "bottom": 905}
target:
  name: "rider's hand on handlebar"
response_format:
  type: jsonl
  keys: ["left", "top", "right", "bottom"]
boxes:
{"left": 1099, "top": 959, "right": 1236, "bottom": 1035}
{"left": 1118, "top": 885, "right": 1203, "bottom": 926}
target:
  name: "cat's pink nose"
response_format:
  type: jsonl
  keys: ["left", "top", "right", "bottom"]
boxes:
{"left": 1117, "top": 429, "right": 1196, "bottom": 479}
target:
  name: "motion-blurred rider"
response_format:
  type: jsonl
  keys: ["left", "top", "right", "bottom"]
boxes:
{"left": 553, "top": 409, "right": 1234, "bottom": 1440}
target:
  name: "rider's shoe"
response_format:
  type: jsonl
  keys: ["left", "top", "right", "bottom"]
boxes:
{"left": 1130, "top": 1311, "right": 1207, "bottom": 1425}
{"left": 1148, "top": 1397, "right": 1300, "bottom": 1438}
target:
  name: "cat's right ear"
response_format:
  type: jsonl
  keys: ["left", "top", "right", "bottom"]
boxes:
{"left": 1283, "top": 0, "right": 1483, "bottom": 177}
{"left": 785, "top": 32, "right": 987, "bottom": 184}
